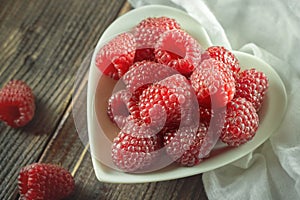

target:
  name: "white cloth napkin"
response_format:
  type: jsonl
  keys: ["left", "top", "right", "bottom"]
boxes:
{"left": 128, "top": 0, "right": 300, "bottom": 199}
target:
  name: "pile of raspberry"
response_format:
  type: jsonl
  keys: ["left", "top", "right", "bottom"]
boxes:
{"left": 95, "top": 17, "right": 269, "bottom": 172}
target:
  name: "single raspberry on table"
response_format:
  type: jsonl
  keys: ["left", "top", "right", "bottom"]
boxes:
{"left": 111, "top": 124, "right": 163, "bottom": 172}
{"left": 0, "top": 80, "right": 35, "bottom": 128}
{"left": 204, "top": 46, "right": 241, "bottom": 79}
{"left": 220, "top": 97, "right": 259, "bottom": 146}
{"left": 95, "top": 32, "right": 136, "bottom": 80}
{"left": 154, "top": 29, "right": 203, "bottom": 76}
{"left": 18, "top": 163, "right": 75, "bottom": 200}
{"left": 190, "top": 58, "right": 236, "bottom": 108}
{"left": 163, "top": 123, "right": 212, "bottom": 167}
{"left": 235, "top": 68, "right": 269, "bottom": 111}
{"left": 133, "top": 17, "right": 181, "bottom": 62}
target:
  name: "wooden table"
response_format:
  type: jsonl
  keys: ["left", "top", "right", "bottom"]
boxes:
{"left": 0, "top": 0, "right": 208, "bottom": 199}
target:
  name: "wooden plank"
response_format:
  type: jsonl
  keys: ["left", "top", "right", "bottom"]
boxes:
{"left": 118, "top": 1, "right": 133, "bottom": 16}
{"left": 0, "top": 0, "right": 126, "bottom": 199}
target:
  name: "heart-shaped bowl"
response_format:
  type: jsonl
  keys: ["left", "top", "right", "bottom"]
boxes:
{"left": 86, "top": 5, "right": 287, "bottom": 183}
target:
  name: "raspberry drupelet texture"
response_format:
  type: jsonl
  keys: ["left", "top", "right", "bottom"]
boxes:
{"left": 199, "top": 105, "right": 214, "bottom": 125}
{"left": 107, "top": 89, "right": 132, "bottom": 129}
{"left": 190, "top": 58, "right": 236, "bottom": 108}
{"left": 138, "top": 84, "right": 179, "bottom": 128}
{"left": 0, "top": 80, "right": 35, "bottom": 128}
{"left": 111, "top": 124, "right": 163, "bottom": 172}
{"left": 122, "top": 60, "right": 177, "bottom": 93}
{"left": 138, "top": 74, "right": 198, "bottom": 129}
{"left": 133, "top": 17, "right": 181, "bottom": 62}
{"left": 107, "top": 85, "right": 151, "bottom": 128}
{"left": 220, "top": 97, "right": 259, "bottom": 146}
{"left": 18, "top": 163, "right": 75, "bottom": 200}
{"left": 163, "top": 123, "right": 212, "bottom": 167}
{"left": 95, "top": 32, "right": 136, "bottom": 80}
{"left": 204, "top": 46, "right": 241, "bottom": 80}
{"left": 155, "top": 29, "right": 203, "bottom": 76}
{"left": 235, "top": 68, "right": 269, "bottom": 111}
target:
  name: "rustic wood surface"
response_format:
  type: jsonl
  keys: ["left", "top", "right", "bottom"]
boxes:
{"left": 0, "top": 0, "right": 208, "bottom": 199}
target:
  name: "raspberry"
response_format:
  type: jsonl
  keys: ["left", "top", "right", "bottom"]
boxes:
{"left": 158, "top": 74, "right": 199, "bottom": 126}
{"left": 95, "top": 32, "right": 136, "bottom": 80}
{"left": 199, "top": 106, "right": 213, "bottom": 125}
{"left": 133, "top": 17, "right": 181, "bottom": 62}
{"left": 235, "top": 68, "right": 269, "bottom": 111}
{"left": 163, "top": 123, "right": 212, "bottom": 167}
{"left": 18, "top": 163, "right": 75, "bottom": 200}
{"left": 154, "top": 29, "right": 203, "bottom": 76}
{"left": 220, "top": 97, "right": 259, "bottom": 146}
{"left": 139, "top": 84, "right": 176, "bottom": 127}
{"left": 111, "top": 125, "right": 163, "bottom": 172}
{"left": 127, "top": 84, "right": 151, "bottom": 123}
{"left": 190, "top": 58, "right": 236, "bottom": 108}
{"left": 0, "top": 80, "right": 35, "bottom": 128}
{"left": 138, "top": 74, "right": 197, "bottom": 129}
{"left": 199, "top": 105, "right": 228, "bottom": 131}
{"left": 107, "top": 89, "right": 131, "bottom": 128}
{"left": 122, "top": 60, "right": 177, "bottom": 93}
{"left": 204, "top": 46, "right": 241, "bottom": 79}
{"left": 107, "top": 84, "right": 151, "bottom": 128}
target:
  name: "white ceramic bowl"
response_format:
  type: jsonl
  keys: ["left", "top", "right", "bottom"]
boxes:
{"left": 87, "top": 5, "right": 287, "bottom": 183}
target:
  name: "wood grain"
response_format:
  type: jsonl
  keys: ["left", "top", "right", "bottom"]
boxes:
{"left": 0, "top": 0, "right": 208, "bottom": 199}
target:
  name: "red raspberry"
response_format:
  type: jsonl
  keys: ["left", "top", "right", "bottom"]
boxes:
{"left": 199, "top": 106, "right": 213, "bottom": 125}
{"left": 133, "top": 17, "right": 181, "bottom": 62}
{"left": 122, "top": 60, "right": 177, "bottom": 93}
{"left": 199, "top": 105, "right": 228, "bottom": 130}
{"left": 163, "top": 123, "right": 212, "bottom": 167}
{"left": 204, "top": 46, "right": 241, "bottom": 79}
{"left": 138, "top": 74, "right": 197, "bottom": 129}
{"left": 220, "top": 97, "right": 259, "bottom": 146}
{"left": 0, "top": 80, "right": 35, "bottom": 128}
{"left": 154, "top": 29, "right": 203, "bottom": 76}
{"left": 18, "top": 163, "right": 75, "bottom": 200}
{"left": 139, "top": 84, "right": 177, "bottom": 127}
{"left": 95, "top": 32, "right": 136, "bottom": 80}
{"left": 111, "top": 125, "right": 163, "bottom": 172}
{"left": 127, "top": 84, "right": 151, "bottom": 123}
{"left": 107, "top": 89, "right": 131, "bottom": 128}
{"left": 107, "top": 84, "right": 151, "bottom": 129}
{"left": 190, "top": 58, "right": 236, "bottom": 108}
{"left": 235, "top": 68, "right": 269, "bottom": 111}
